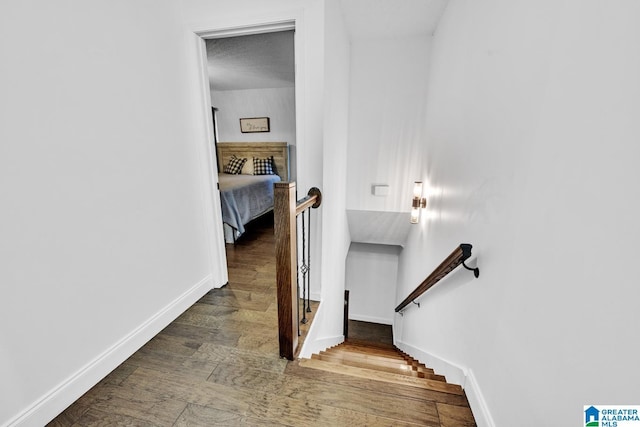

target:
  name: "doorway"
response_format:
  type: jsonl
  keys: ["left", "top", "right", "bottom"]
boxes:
{"left": 195, "top": 20, "right": 304, "bottom": 280}
{"left": 205, "top": 29, "right": 297, "bottom": 182}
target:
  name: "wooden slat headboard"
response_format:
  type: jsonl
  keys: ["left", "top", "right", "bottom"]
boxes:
{"left": 217, "top": 142, "right": 289, "bottom": 181}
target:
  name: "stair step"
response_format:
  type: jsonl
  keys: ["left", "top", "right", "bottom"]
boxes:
{"left": 319, "top": 350, "right": 444, "bottom": 380}
{"left": 326, "top": 348, "right": 436, "bottom": 373}
{"left": 336, "top": 347, "right": 409, "bottom": 360}
{"left": 335, "top": 344, "right": 409, "bottom": 360}
{"left": 312, "top": 353, "right": 429, "bottom": 378}
{"left": 344, "top": 338, "right": 396, "bottom": 349}
{"left": 314, "top": 354, "right": 447, "bottom": 381}
{"left": 401, "top": 355, "right": 435, "bottom": 371}
{"left": 322, "top": 348, "right": 414, "bottom": 366}
{"left": 327, "top": 341, "right": 434, "bottom": 373}
{"left": 338, "top": 341, "right": 400, "bottom": 356}
{"left": 299, "top": 358, "right": 464, "bottom": 395}
{"left": 285, "top": 360, "right": 471, "bottom": 407}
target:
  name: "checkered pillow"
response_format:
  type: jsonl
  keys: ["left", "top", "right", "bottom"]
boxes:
{"left": 253, "top": 157, "right": 275, "bottom": 175}
{"left": 223, "top": 155, "right": 246, "bottom": 174}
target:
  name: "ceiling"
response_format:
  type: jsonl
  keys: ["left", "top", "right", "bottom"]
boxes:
{"left": 340, "top": 0, "right": 448, "bottom": 40}
{"left": 206, "top": 31, "right": 295, "bottom": 92}
{"left": 205, "top": 0, "right": 448, "bottom": 91}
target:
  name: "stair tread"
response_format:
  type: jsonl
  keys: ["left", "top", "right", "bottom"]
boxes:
{"left": 285, "top": 360, "right": 471, "bottom": 407}
{"left": 335, "top": 344, "right": 409, "bottom": 360}
{"left": 321, "top": 351, "right": 441, "bottom": 377}
{"left": 332, "top": 344, "right": 437, "bottom": 372}
{"left": 343, "top": 338, "right": 397, "bottom": 350}
{"left": 300, "top": 358, "right": 464, "bottom": 395}
{"left": 314, "top": 354, "right": 447, "bottom": 381}
{"left": 337, "top": 346, "right": 411, "bottom": 360}
{"left": 313, "top": 354, "right": 427, "bottom": 378}
{"left": 322, "top": 349, "right": 417, "bottom": 367}
{"left": 342, "top": 340, "right": 399, "bottom": 353}
{"left": 327, "top": 348, "right": 436, "bottom": 373}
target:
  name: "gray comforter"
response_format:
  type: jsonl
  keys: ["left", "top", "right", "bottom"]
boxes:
{"left": 218, "top": 174, "right": 281, "bottom": 236}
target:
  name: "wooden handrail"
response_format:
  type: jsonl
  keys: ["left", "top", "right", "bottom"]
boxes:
{"left": 274, "top": 182, "right": 322, "bottom": 360}
{"left": 296, "top": 187, "right": 322, "bottom": 215}
{"left": 395, "top": 244, "right": 478, "bottom": 313}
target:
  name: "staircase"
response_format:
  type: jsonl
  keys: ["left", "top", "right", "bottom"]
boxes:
{"left": 289, "top": 339, "right": 477, "bottom": 426}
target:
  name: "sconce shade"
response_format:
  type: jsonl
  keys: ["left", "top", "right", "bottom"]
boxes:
{"left": 410, "top": 207, "right": 420, "bottom": 224}
{"left": 410, "top": 181, "right": 427, "bottom": 224}
{"left": 413, "top": 181, "right": 423, "bottom": 199}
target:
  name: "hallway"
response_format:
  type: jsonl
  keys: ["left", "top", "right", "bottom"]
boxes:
{"left": 49, "top": 216, "right": 473, "bottom": 426}
{"left": 49, "top": 216, "right": 284, "bottom": 425}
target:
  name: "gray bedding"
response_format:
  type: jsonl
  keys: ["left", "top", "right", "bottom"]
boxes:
{"left": 218, "top": 173, "right": 281, "bottom": 236}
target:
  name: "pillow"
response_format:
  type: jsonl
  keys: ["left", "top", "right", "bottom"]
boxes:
{"left": 223, "top": 155, "right": 246, "bottom": 174}
{"left": 241, "top": 159, "right": 254, "bottom": 175}
{"left": 253, "top": 156, "right": 275, "bottom": 175}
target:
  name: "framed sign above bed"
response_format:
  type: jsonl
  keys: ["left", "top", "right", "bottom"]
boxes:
{"left": 240, "top": 117, "right": 270, "bottom": 133}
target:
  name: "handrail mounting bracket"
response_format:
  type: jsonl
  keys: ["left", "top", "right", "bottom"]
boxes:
{"left": 461, "top": 260, "right": 480, "bottom": 278}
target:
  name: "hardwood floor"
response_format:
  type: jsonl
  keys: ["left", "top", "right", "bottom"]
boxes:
{"left": 347, "top": 319, "right": 393, "bottom": 345}
{"left": 49, "top": 214, "right": 475, "bottom": 426}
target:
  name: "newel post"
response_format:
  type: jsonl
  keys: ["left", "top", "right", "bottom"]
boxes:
{"left": 274, "top": 182, "right": 298, "bottom": 360}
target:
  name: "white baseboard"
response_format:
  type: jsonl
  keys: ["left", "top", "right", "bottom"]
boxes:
{"left": 463, "top": 368, "right": 496, "bottom": 427}
{"left": 395, "top": 340, "right": 466, "bottom": 386}
{"left": 348, "top": 313, "right": 393, "bottom": 325}
{"left": 297, "top": 301, "right": 344, "bottom": 359}
{"left": 299, "top": 334, "right": 344, "bottom": 359}
{"left": 394, "top": 340, "right": 495, "bottom": 427}
{"left": 6, "top": 275, "right": 213, "bottom": 427}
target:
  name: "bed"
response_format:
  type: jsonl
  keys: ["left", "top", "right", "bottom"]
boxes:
{"left": 216, "top": 142, "right": 289, "bottom": 243}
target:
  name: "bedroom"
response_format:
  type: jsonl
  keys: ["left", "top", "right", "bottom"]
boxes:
{"left": 206, "top": 30, "right": 297, "bottom": 244}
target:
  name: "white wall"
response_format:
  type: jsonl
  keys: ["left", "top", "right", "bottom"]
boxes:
{"left": 211, "top": 87, "right": 296, "bottom": 145}
{"left": 346, "top": 244, "right": 400, "bottom": 325}
{"left": 211, "top": 87, "right": 297, "bottom": 178}
{"left": 320, "top": 0, "right": 351, "bottom": 334}
{"left": 395, "top": 1, "right": 640, "bottom": 426}
{"left": 342, "top": 31, "right": 431, "bottom": 336}
{"left": 300, "top": 0, "right": 352, "bottom": 356}
{"left": 0, "top": 1, "right": 225, "bottom": 425}
{"left": 346, "top": 35, "right": 431, "bottom": 212}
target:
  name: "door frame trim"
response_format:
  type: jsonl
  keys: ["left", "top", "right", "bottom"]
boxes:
{"left": 189, "top": 16, "right": 303, "bottom": 287}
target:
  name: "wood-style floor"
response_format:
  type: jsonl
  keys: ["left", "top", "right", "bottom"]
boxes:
{"left": 347, "top": 319, "right": 394, "bottom": 345}
{"left": 49, "top": 214, "right": 475, "bottom": 426}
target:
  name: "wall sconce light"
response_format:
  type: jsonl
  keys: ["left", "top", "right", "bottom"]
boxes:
{"left": 410, "top": 181, "right": 427, "bottom": 224}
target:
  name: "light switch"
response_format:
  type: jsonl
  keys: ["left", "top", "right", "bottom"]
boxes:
{"left": 371, "top": 184, "right": 389, "bottom": 196}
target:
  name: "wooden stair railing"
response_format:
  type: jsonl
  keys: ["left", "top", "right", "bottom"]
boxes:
{"left": 274, "top": 182, "right": 321, "bottom": 360}
{"left": 395, "top": 244, "right": 479, "bottom": 313}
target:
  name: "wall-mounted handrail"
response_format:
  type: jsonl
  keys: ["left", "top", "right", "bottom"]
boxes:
{"left": 395, "top": 244, "right": 479, "bottom": 313}
{"left": 274, "top": 183, "right": 322, "bottom": 360}
{"left": 296, "top": 187, "right": 322, "bottom": 215}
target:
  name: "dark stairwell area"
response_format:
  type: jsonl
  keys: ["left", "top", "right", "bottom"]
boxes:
{"left": 347, "top": 319, "right": 394, "bottom": 346}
